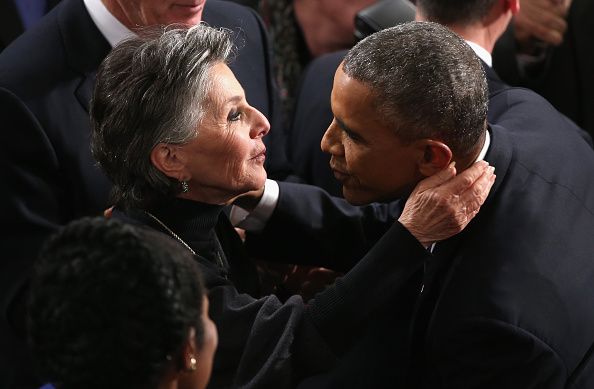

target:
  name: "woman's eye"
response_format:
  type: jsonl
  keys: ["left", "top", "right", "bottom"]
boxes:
{"left": 228, "top": 110, "right": 242, "bottom": 122}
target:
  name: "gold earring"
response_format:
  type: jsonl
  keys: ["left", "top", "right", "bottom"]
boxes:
{"left": 189, "top": 356, "right": 197, "bottom": 371}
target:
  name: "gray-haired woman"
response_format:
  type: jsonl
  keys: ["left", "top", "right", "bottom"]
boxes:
{"left": 90, "top": 24, "right": 492, "bottom": 387}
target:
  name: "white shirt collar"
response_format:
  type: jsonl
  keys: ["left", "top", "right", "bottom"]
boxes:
{"left": 465, "top": 40, "right": 492, "bottom": 68}
{"left": 464, "top": 40, "right": 492, "bottom": 162}
{"left": 83, "top": 0, "right": 134, "bottom": 47}
{"left": 475, "top": 129, "right": 491, "bottom": 162}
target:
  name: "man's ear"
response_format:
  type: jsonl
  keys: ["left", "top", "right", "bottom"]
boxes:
{"left": 417, "top": 140, "right": 453, "bottom": 177}
{"left": 150, "top": 143, "right": 188, "bottom": 181}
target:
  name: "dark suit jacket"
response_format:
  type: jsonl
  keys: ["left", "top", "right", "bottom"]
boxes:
{"left": 0, "top": 0, "right": 60, "bottom": 51}
{"left": 493, "top": 0, "right": 594, "bottom": 138}
{"left": 112, "top": 198, "right": 429, "bottom": 388}
{"left": 253, "top": 86, "right": 594, "bottom": 388}
{"left": 0, "top": 0, "right": 288, "bottom": 386}
{"left": 290, "top": 50, "right": 590, "bottom": 197}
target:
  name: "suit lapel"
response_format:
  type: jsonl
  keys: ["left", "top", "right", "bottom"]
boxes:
{"left": 483, "top": 61, "right": 508, "bottom": 97}
{"left": 57, "top": 0, "right": 111, "bottom": 112}
{"left": 75, "top": 74, "right": 97, "bottom": 113}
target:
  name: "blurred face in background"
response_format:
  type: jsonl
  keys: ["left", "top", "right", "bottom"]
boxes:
{"left": 294, "top": 0, "right": 377, "bottom": 56}
{"left": 103, "top": 0, "right": 206, "bottom": 29}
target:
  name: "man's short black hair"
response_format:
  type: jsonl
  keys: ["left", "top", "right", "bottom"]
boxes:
{"left": 343, "top": 21, "right": 488, "bottom": 158}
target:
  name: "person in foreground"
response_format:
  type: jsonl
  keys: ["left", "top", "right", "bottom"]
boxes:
{"left": 91, "top": 24, "right": 494, "bottom": 387}
{"left": 27, "top": 217, "right": 218, "bottom": 389}
{"left": 238, "top": 22, "right": 594, "bottom": 388}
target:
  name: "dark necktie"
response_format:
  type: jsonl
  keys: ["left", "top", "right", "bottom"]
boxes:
{"left": 14, "top": 0, "right": 47, "bottom": 30}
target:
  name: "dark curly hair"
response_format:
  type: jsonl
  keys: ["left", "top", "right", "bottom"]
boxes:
{"left": 27, "top": 217, "right": 206, "bottom": 389}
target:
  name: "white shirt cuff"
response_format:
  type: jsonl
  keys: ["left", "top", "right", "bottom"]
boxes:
{"left": 230, "top": 179, "right": 280, "bottom": 231}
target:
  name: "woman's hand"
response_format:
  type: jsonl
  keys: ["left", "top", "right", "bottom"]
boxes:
{"left": 398, "top": 161, "right": 495, "bottom": 247}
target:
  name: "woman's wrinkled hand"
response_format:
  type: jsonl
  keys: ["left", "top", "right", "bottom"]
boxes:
{"left": 398, "top": 160, "right": 495, "bottom": 248}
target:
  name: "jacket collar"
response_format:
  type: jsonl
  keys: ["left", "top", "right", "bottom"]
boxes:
{"left": 58, "top": 0, "right": 111, "bottom": 112}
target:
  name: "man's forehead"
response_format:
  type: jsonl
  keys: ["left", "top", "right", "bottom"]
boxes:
{"left": 331, "top": 66, "right": 376, "bottom": 114}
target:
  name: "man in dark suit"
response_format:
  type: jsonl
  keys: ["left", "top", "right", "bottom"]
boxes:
{"left": 290, "top": 0, "right": 590, "bottom": 197}
{"left": 0, "top": 0, "right": 291, "bottom": 387}
{"left": 240, "top": 17, "right": 594, "bottom": 389}
{"left": 0, "top": 0, "right": 60, "bottom": 51}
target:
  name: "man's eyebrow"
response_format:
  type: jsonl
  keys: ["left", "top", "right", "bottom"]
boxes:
{"left": 335, "top": 117, "right": 356, "bottom": 135}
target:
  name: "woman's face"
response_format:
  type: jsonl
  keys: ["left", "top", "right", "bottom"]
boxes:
{"left": 176, "top": 62, "right": 270, "bottom": 204}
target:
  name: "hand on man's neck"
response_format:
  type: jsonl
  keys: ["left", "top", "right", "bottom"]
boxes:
{"left": 452, "top": 130, "right": 489, "bottom": 173}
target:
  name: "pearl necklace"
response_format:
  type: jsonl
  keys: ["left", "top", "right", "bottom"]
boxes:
{"left": 144, "top": 211, "right": 196, "bottom": 256}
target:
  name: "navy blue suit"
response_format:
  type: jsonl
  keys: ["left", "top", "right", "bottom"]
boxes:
{"left": 0, "top": 0, "right": 289, "bottom": 386}
{"left": 251, "top": 86, "right": 594, "bottom": 387}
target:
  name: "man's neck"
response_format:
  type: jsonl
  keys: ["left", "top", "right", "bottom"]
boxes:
{"left": 416, "top": 4, "right": 512, "bottom": 55}
{"left": 101, "top": 0, "right": 136, "bottom": 30}
{"left": 448, "top": 24, "right": 499, "bottom": 54}
{"left": 454, "top": 130, "right": 490, "bottom": 171}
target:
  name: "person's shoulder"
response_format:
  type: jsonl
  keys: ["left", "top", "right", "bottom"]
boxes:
{"left": 488, "top": 86, "right": 569, "bottom": 127}
{"left": 203, "top": 0, "right": 262, "bottom": 30}
{"left": 205, "top": 0, "right": 256, "bottom": 15}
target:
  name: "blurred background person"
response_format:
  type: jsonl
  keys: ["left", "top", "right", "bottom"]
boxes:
{"left": 28, "top": 217, "right": 217, "bottom": 389}
{"left": 493, "top": 0, "right": 594, "bottom": 138}
{"left": 224, "top": 0, "right": 377, "bottom": 124}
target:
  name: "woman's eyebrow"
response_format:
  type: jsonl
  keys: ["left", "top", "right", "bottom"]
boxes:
{"left": 225, "top": 95, "right": 242, "bottom": 104}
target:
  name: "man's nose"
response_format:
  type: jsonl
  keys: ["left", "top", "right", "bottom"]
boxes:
{"left": 321, "top": 120, "right": 342, "bottom": 155}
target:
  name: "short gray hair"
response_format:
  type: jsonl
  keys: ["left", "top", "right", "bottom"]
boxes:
{"left": 91, "top": 24, "right": 234, "bottom": 209}
{"left": 343, "top": 21, "right": 488, "bottom": 158}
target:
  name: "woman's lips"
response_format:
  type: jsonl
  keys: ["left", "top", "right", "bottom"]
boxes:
{"left": 251, "top": 148, "right": 266, "bottom": 163}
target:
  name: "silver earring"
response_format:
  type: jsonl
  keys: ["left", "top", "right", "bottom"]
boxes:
{"left": 181, "top": 181, "right": 189, "bottom": 193}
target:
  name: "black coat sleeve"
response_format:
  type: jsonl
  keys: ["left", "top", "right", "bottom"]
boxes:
{"left": 245, "top": 181, "right": 403, "bottom": 271}
{"left": 207, "top": 222, "right": 428, "bottom": 388}
{"left": 0, "top": 87, "right": 63, "bottom": 316}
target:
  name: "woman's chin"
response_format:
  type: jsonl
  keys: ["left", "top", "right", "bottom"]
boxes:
{"left": 250, "top": 169, "right": 267, "bottom": 189}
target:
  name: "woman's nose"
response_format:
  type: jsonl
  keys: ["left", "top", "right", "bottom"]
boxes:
{"left": 250, "top": 107, "right": 270, "bottom": 139}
